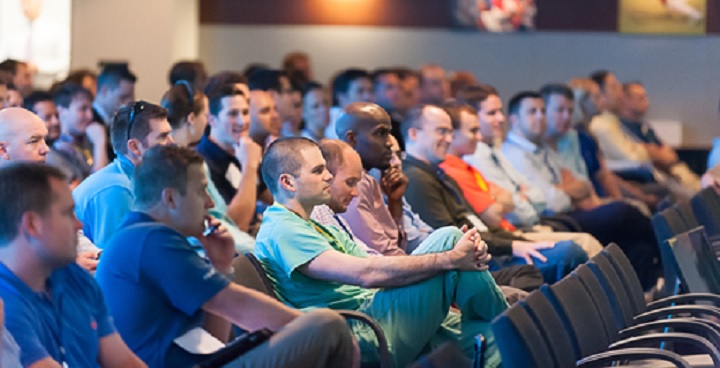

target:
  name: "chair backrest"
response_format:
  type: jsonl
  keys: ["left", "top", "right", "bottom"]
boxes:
{"left": 676, "top": 201, "right": 700, "bottom": 229}
{"left": 663, "top": 207, "right": 689, "bottom": 235}
{"left": 541, "top": 280, "right": 612, "bottom": 359}
{"left": 491, "top": 304, "right": 556, "bottom": 368}
{"left": 691, "top": 187, "right": 720, "bottom": 237}
{"left": 601, "top": 244, "right": 647, "bottom": 317}
{"left": 571, "top": 265, "right": 621, "bottom": 338}
{"left": 587, "top": 254, "right": 636, "bottom": 328}
{"left": 652, "top": 211, "right": 683, "bottom": 295}
{"left": 231, "top": 253, "right": 277, "bottom": 298}
{"left": 519, "top": 291, "right": 576, "bottom": 367}
{"left": 673, "top": 228, "right": 720, "bottom": 294}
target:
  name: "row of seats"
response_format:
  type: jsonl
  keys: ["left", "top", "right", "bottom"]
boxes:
{"left": 491, "top": 243, "right": 720, "bottom": 367}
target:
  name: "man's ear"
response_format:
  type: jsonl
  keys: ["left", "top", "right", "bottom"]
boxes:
{"left": 279, "top": 173, "right": 296, "bottom": 193}
{"left": 207, "top": 114, "right": 218, "bottom": 129}
{"left": 0, "top": 141, "right": 9, "bottom": 160}
{"left": 126, "top": 139, "right": 143, "bottom": 158}
{"left": 407, "top": 127, "right": 419, "bottom": 143}
{"left": 161, "top": 187, "right": 177, "bottom": 209}
{"left": 344, "top": 130, "right": 357, "bottom": 147}
{"left": 19, "top": 211, "right": 42, "bottom": 240}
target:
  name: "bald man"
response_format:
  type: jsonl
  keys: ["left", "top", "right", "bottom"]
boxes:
{"left": 0, "top": 107, "right": 101, "bottom": 272}
{"left": 0, "top": 107, "right": 50, "bottom": 162}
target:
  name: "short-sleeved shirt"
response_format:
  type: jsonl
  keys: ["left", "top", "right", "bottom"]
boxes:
{"left": 73, "top": 154, "right": 135, "bottom": 247}
{"left": 254, "top": 204, "right": 375, "bottom": 311}
{"left": 95, "top": 212, "right": 230, "bottom": 368}
{"left": 0, "top": 263, "right": 116, "bottom": 367}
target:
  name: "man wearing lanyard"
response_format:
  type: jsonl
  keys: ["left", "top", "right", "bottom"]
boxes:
{"left": 0, "top": 163, "right": 145, "bottom": 367}
{"left": 255, "top": 137, "right": 508, "bottom": 368}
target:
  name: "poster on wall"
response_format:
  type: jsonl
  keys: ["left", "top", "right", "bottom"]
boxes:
{"left": 453, "top": 0, "right": 537, "bottom": 32}
{"left": 619, "top": 0, "right": 706, "bottom": 35}
{"left": 0, "top": 0, "right": 71, "bottom": 88}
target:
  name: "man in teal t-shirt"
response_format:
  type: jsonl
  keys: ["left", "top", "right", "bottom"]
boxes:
{"left": 255, "top": 137, "right": 509, "bottom": 368}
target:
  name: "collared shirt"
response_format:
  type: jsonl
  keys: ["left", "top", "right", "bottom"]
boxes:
{"left": 73, "top": 154, "right": 135, "bottom": 247}
{"left": 589, "top": 111, "right": 650, "bottom": 171}
{"left": 403, "top": 154, "right": 517, "bottom": 256}
{"left": 46, "top": 134, "right": 93, "bottom": 183}
{"left": 620, "top": 118, "right": 663, "bottom": 145}
{"left": 556, "top": 130, "right": 589, "bottom": 180}
{"left": 196, "top": 135, "right": 268, "bottom": 207}
{"left": 96, "top": 212, "right": 230, "bottom": 368}
{"left": 254, "top": 203, "right": 375, "bottom": 311}
{"left": 324, "top": 106, "right": 344, "bottom": 140}
{"left": 463, "top": 141, "right": 544, "bottom": 227}
{"left": 439, "top": 155, "right": 515, "bottom": 231}
{"left": 339, "top": 172, "right": 407, "bottom": 256}
{"left": 0, "top": 263, "right": 116, "bottom": 367}
{"left": 311, "top": 204, "right": 380, "bottom": 256}
{"left": 502, "top": 131, "right": 573, "bottom": 214}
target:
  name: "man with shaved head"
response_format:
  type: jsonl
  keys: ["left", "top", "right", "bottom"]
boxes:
{"left": 0, "top": 107, "right": 50, "bottom": 162}
{"left": 255, "top": 137, "right": 507, "bottom": 367}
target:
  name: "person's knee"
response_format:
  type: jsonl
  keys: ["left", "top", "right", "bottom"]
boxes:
{"left": 302, "top": 308, "right": 350, "bottom": 338}
{"left": 553, "top": 240, "right": 589, "bottom": 265}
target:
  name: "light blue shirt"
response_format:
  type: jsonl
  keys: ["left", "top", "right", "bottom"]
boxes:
{"left": 556, "top": 130, "right": 589, "bottom": 180}
{"left": 462, "top": 141, "right": 544, "bottom": 227}
{"left": 73, "top": 155, "right": 135, "bottom": 248}
{"left": 501, "top": 131, "right": 573, "bottom": 214}
{"left": 708, "top": 137, "right": 720, "bottom": 171}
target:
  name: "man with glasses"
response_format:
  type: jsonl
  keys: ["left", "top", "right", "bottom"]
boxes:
{"left": 73, "top": 101, "right": 174, "bottom": 247}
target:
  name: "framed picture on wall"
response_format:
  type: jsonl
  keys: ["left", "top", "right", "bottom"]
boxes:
{"left": 619, "top": 0, "right": 706, "bottom": 34}
{"left": 453, "top": 0, "right": 537, "bottom": 32}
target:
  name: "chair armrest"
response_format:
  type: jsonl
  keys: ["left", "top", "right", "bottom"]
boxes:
{"left": 609, "top": 332, "right": 720, "bottom": 366}
{"left": 647, "top": 293, "right": 720, "bottom": 310}
{"left": 619, "top": 318, "right": 720, "bottom": 346}
{"left": 634, "top": 305, "right": 720, "bottom": 325}
{"left": 577, "top": 348, "right": 690, "bottom": 368}
{"left": 337, "top": 310, "right": 391, "bottom": 368}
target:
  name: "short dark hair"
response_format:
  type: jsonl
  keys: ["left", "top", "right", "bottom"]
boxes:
{"left": 111, "top": 101, "right": 168, "bottom": 155}
{"left": 97, "top": 65, "right": 137, "bottom": 90}
{"left": 0, "top": 59, "right": 24, "bottom": 76}
{"left": 330, "top": 68, "right": 371, "bottom": 106}
{"left": 65, "top": 69, "right": 97, "bottom": 86}
{"left": 23, "top": 91, "right": 54, "bottom": 112}
{"left": 261, "top": 137, "right": 320, "bottom": 195}
{"left": 590, "top": 70, "right": 611, "bottom": 92}
{"left": 622, "top": 81, "right": 643, "bottom": 93}
{"left": 203, "top": 71, "right": 247, "bottom": 97}
{"left": 539, "top": 84, "right": 574, "bottom": 102}
{"left": 302, "top": 81, "right": 324, "bottom": 98}
{"left": 0, "top": 163, "right": 66, "bottom": 244}
{"left": 395, "top": 67, "right": 419, "bottom": 81}
{"left": 161, "top": 81, "right": 206, "bottom": 129}
{"left": 508, "top": 91, "right": 542, "bottom": 117}
{"left": 206, "top": 84, "right": 245, "bottom": 118}
{"left": 456, "top": 84, "right": 499, "bottom": 111}
{"left": 441, "top": 101, "right": 477, "bottom": 130}
{"left": 53, "top": 83, "right": 93, "bottom": 108}
{"left": 371, "top": 68, "right": 399, "bottom": 84}
{"left": 169, "top": 60, "right": 207, "bottom": 88}
{"left": 248, "top": 69, "right": 287, "bottom": 93}
{"left": 133, "top": 145, "right": 205, "bottom": 209}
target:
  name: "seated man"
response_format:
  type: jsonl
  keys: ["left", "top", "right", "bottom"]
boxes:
{"left": 73, "top": 101, "right": 174, "bottom": 247}
{"left": 326, "top": 68, "right": 374, "bottom": 139}
{"left": 23, "top": 91, "right": 60, "bottom": 145}
{"left": 0, "top": 107, "right": 100, "bottom": 272}
{"left": 47, "top": 83, "right": 109, "bottom": 185}
{"left": 401, "top": 104, "right": 586, "bottom": 283}
{"left": 0, "top": 163, "right": 145, "bottom": 367}
{"left": 255, "top": 137, "right": 508, "bottom": 367}
{"left": 310, "top": 139, "right": 380, "bottom": 255}
{"left": 196, "top": 85, "right": 265, "bottom": 233}
{"left": 502, "top": 91, "right": 661, "bottom": 290}
{"left": 96, "top": 145, "right": 356, "bottom": 367}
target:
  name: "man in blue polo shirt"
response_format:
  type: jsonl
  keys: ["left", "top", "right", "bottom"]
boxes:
{"left": 73, "top": 101, "right": 174, "bottom": 247}
{"left": 96, "top": 145, "right": 356, "bottom": 368}
{"left": 0, "top": 163, "right": 145, "bottom": 367}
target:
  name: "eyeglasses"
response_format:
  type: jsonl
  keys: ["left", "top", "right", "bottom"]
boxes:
{"left": 127, "top": 101, "right": 146, "bottom": 141}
